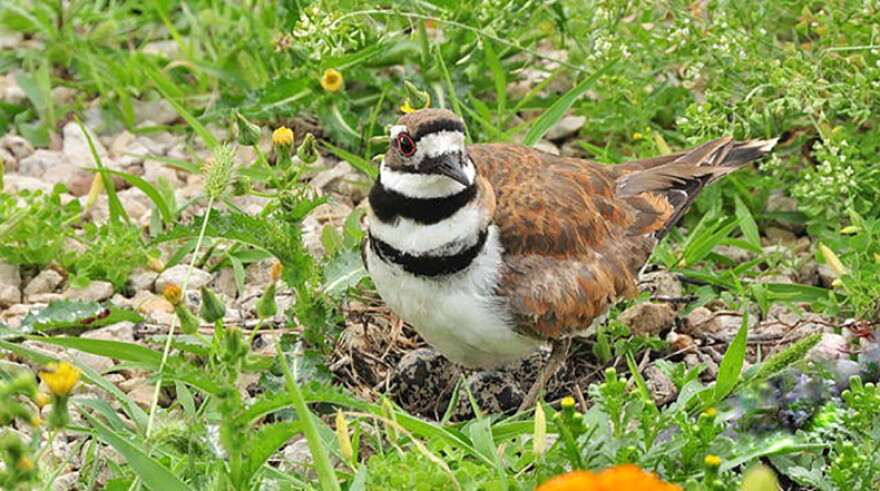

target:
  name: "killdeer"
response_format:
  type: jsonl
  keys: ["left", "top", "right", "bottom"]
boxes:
{"left": 364, "top": 108, "right": 776, "bottom": 406}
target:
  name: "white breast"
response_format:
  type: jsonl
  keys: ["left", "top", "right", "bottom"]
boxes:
{"left": 366, "top": 226, "right": 544, "bottom": 368}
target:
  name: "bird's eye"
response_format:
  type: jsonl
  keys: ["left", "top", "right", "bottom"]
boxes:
{"left": 397, "top": 133, "right": 416, "bottom": 157}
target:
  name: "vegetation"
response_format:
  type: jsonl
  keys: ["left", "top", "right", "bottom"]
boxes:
{"left": 0, "top": 0, "right": 878, "bottom": 489}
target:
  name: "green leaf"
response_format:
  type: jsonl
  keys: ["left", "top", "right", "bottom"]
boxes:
{"left": 714, "top": 312, "right": 749, "bottom": 402}
{"left": 321, "top": 249, "right": 367, "bottom": 298}
{"left": 322, "top": 141, "right": 378, "bottom": 179}
{"left": 140, "top": 60, "right": 218, "bottom": 149}
{"left": 75, "top": 118, "right": 130, "bottom": 225}
{"left": 244, "top": 421, "right": 302, "bottom": 481}
{"left": 88, "top": 168, "right": 174, "bottom": 225}
{"left": 83, "top": 412, "right": 194, "bottom": 491}
{"left": 20, "top": 300, "right": 143, "bottom": 335}
{"left": 34, "top": 337, "right": 162, "bottom": 368}
{"left": 522, "top": 58, "right": 618, "bottom": 146}
{"left": 734, "top": 196, "right": 761, "bottom": 248}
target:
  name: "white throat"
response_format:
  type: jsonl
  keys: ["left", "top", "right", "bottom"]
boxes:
{"left": 379, "top": 158, "right": 476, "bottom": 199}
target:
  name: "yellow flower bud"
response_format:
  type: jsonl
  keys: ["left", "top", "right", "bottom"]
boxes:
{"left": 35, "top": 391, "right": 51, "bottom": 409}
{"left": 704, "top": 455, "right": 722, "bottom": 467}
{"left": 273, "top": 127, "right": 294, "bottom": 147}
{"left": 84, "top": 173, "right": 104, "bottom": 209}
{"left": 560, "top": 396, "right": 576, "bottom": 409}
{"left": 742, "top": 464, "right": 779, "bottom": 491}
{"left": 39, "top": 362, "right": 81, "bottom": 397}
{"left": 533, "top": 402, "right": 547, "bottom": 456}
{"left": 147, "top": 255, "right": 165, "bottom": 272}
{"left": 320, "top": 69, "right": 344, "bottom": 93}
{"left": 17, "top": 455, "right": 35, "bottom": 472}
{"left": 270, "top": 262, "right": 283, "bottom": 282}
{"left": 163, "top": 283, "right": 183, "bottom": 306}
{"left": 702, "top": 407, "right": 717, "bottom": 418}
{"left": 819, "top": 243, "right": 849, "bottom": 276}
{"left": 335, "top": 410, "right": 354, "bottom": 463}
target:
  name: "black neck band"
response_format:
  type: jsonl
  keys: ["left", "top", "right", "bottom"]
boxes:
{"left": 369, "top": 229, "right": 489, "bottom": 278}
{"left": 368, "top": 181, "right": 477, "bottom": 225}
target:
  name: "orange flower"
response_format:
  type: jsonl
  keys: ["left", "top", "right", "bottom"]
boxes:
{"left": 536, "top": 465, "right": 681, "bottom": 491}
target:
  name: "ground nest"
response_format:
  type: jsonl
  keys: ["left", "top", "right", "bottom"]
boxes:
{"left": 329, "top": 270, "right": 843, "bottom": 421}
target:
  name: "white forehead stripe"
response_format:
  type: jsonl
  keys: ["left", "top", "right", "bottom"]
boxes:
{"left": 417, "top": 131, "right": 466, "bottom": 160}
{"left": 390, "top": 125, "right": 408, "bottom": 139}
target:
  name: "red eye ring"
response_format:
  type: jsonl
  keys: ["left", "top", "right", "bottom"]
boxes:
{"left": 397, "top": 133, "right": 417, "bottom": 157}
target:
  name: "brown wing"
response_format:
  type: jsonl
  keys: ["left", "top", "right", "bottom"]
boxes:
{"left": 470, "top": 137, "right": 776, "bottom": 339}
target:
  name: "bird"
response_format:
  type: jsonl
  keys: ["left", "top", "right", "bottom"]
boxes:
{"left": 363, "top": 107, "right": 777, "bottom": 408}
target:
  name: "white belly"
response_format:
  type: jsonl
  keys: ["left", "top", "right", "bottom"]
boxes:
{"left": 366, "top": 226, "right": 544, "bottom": 368}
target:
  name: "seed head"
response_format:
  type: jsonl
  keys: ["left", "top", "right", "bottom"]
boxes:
{"left": 204, "top": 144, "right": 237, "bottom": 199}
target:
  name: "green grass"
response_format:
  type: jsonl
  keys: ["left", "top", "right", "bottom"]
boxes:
{"left": 1, "top": 0, "right": 879, "bottom": 490}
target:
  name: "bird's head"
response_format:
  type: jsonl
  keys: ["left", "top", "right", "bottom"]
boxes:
{"left": 381, "top": 109, "right": 473, "bottom": 194}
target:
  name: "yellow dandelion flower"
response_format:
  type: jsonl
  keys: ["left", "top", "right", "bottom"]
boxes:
{"left": 704, "top": 455, "right": 722, "bottom": 467}
{"left": 163, "top": 283, "right": 183, "bottom": 306}
{"left": 273, "top": 126, "right": 294, "bottom": 147}
{"left": 537, "top": 465, "right": 681, "bottom": 491}
{"left": 321, "top": 69, "right": 344, "bottom": 92}
{"left": 40, "top": 362, "right": 81, "bottom": 397}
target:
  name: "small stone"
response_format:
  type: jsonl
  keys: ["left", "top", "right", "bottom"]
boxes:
{"left": 544, "top": 115, "right": 586, "bottom": 140}
{"left": 280, "top": 439, "right": 313, "bottom": 473}
{"left": 682, "top": 307, "right": 722, "bottom": 336}
{"left": 618, "top": 302, "right": 676, "bottom": 337}
{"left": 137, "top": 131, "right": 177, "bottom": 155}
{"left": 310, "top": 161, "right": 370, "bottom": 203}
{"left": 0, "top": 134, "right": 35, "bottom": 160}
{"left": 667, "top": 331, "right": 697, "bottom": 353}
{"left": 121, "top": 377, "right": 168, "bottom": 409}
{"left": 805, "top": 333, "right": 849, "bottom": 363}
{"left": 83, "top": 321, "right": 136, "bottom": 343}
{"left": 128, "top": 270, "right": 158, "bottom": 293}
{"left": 764, "top": 226, "right": 798, "bottom": 243}
{"left": 713, "top": 245, "right": 757, "bottom": 263}
{"left": 0, "top": 261, "right": 21, "bottom": 308}
{"left": 17, "top": 149, "right": 68, "bottom": 177}
{"left": 816, "top": 264, "right": 837, "bottom": 289}
{"left": 65, "top": 280, "right": 114, "bottom": 302}
{"left": 211, "top": 267, "right": 238, "bottom": 299}
{"left": 2, "top": 174, "right": 55, "bottom": 193}
{"left": 62, "top": 121, "right": 107, "bottom": 168}
{"left": 142, "top": 159, "right": 182, "bottom": 186}
{"left": 23, "top": 269, "right": 65, "bottom": 299}
{"left": 765, "top": 191, "right": 804, "bottom": 233}
{"left": 155, "top": 265, "right": 213, "bottom": 293}
{"left": 533, "top": 140, "right": 560, "bottom": 156}
{"left": 644, "top": 365, "right": 677, "bottom": 405}
{"left": 301, "top": 201, "right": 355, "bottom": 256}
{"left": 135, "top": 99, "right": 180, "bottom": 126}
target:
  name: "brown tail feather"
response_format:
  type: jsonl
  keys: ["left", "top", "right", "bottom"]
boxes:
{"left": 616, "top": 137, "right": 778, "bottom": 237}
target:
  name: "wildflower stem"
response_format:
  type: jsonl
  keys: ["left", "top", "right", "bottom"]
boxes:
{"left": 146, "top": 197, "right": 215, "bottom": 438}
{"left": 280, "top": 353, "right": 341, "bottom": 491}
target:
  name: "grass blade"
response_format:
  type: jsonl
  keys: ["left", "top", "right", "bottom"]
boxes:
{"left": 522, "top": 59, "right": 618, "bottom": 146}
{"left": 714, "top": 311, "right": 749, "bottom": 402}
{"left": 83, "top": 412, "right": 194, "bottom": 491}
